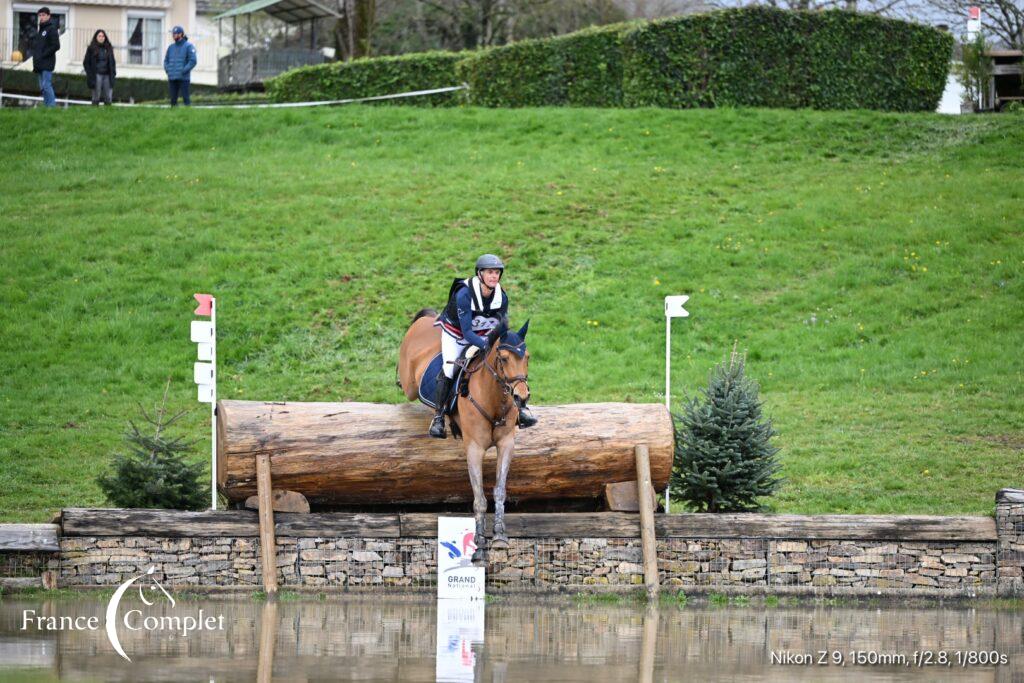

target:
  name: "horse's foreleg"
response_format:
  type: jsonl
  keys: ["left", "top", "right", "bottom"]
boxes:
{"left": 491, "top": 436, "right": 515, "bottom": 550}
{"left": 466, "top": 440, "right": 488, "bottom": 565}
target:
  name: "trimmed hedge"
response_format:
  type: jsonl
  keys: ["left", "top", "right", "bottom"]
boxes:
{"left": 456, "top": 22, "right": 637, "bottom": 108}
{"left": 1, "top": 68, "right": 216, "bottom": 103}
{"left": 266, "top": 8, "right": 951, "bottom": 112}
{"left": 266, "top": 50, "right": 467, "bottom": 105}
{"left": 620, "top": 8, "right": 953, "bottom": 111}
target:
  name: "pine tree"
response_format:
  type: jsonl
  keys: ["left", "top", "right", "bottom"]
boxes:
{"left": 97, "top": 379, "right": 207, "bottom": 510}
{"left": 671, "top": 345, "right": 782, "bottom": 513}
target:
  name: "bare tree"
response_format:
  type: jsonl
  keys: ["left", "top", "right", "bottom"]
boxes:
{"left": 706, "top": 0, "right": 940, "bottom": 23}
{"left": 334, "top": 0, "right": 377, "bottom": 60}
{"left": 924, "top": 0, "right": 1023, "bottom": 47}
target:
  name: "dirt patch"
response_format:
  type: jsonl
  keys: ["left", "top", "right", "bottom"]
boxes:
{"left": 956, "top": 434, "right": 1024, "bottom": 451}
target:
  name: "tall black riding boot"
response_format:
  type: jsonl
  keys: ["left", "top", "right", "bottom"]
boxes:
{"left": 516, "top": 400, "right": 538, "bottom": 428}
{"left": 429, "top": 374, "right": 452, "bottom": 438}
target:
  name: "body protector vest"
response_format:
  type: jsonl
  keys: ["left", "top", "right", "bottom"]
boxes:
{"left": 440, "top": 276, "right": 507, "bottom": 339}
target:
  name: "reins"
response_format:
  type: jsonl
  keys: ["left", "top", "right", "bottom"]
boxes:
{"left": 461, "top": 345, "right": 528, "bottom": 429}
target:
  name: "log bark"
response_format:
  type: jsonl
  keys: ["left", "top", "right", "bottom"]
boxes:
{"left": 216, "top": 401, "right": 674, "bottom": 506}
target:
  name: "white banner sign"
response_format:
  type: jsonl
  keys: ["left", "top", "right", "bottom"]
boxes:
{"left": 437, "top": 517, "right": 485, "bottom": 600}
{"left": 197, "top": 384, "right": 214, "bottom": 404}
{"left": 196, "top": 342, "right": 213, "bottom": 361}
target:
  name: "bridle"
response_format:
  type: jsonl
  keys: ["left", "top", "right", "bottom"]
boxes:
{"left": 462, "top": 341, "right": 529, "bottom": 428}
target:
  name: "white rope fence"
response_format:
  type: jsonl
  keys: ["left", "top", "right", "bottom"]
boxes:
{"left": 0, "top": 84, "right": 467, "bottom": 108}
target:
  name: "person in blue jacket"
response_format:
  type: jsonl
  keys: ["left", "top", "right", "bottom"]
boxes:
{"left": 429, "top": 254, "right": 537, "bottom": 438}
{"left": 163, "top": 26, "right": 196, "bottom": 106}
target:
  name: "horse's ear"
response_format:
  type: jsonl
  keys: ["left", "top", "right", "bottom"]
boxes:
{"left": 517, "top": 319, "right": 530, "bottom": 339}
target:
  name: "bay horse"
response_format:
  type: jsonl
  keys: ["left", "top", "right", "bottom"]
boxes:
{"left": 398, "top": 310, "right": 531, "bottom": 563}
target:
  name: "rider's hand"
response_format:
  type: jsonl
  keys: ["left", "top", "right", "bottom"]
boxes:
{"left": 465, "top": 346, "right": 481, "bottom": 360}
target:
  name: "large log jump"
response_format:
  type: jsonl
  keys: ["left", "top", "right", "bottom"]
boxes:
{"left": 216, "top": 400, "right": 674, "bottom": 507}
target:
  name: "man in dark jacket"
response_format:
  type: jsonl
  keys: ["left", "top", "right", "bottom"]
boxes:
{"left": 163, "top": 26, "right": 197, "bottom": 106}
{"left": 27, "top": 7, "right": 60, "bottom": 107}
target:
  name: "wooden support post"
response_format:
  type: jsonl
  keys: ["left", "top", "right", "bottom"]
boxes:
{"left": 256, "top": 452, "right": 278, "bottom": 596}
{"left": 635, "top": 444, "right": 659, "bottom": 598}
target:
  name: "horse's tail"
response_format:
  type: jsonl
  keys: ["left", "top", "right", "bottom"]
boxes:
{"left": 411, "top": 307, "right": 438, "bottom": 323}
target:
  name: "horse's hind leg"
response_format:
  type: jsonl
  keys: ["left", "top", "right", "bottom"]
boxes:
{"left": 491, "top": 435, "right": 514, "bottom": 550}
{"left": 466, "top": 440, "right": 488, "bottom": 564}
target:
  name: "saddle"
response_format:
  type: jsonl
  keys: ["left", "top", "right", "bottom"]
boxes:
{"left": 417, "top": 352, "right": 468, "bottom": 414}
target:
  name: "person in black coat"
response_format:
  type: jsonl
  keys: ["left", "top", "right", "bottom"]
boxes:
{"left": 83, "top": 30, "right": 116, "bottom": 105}
{"left": 27, "top": 7, "right": 60, "bottom": 107}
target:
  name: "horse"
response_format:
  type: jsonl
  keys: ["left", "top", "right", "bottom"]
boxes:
{"left": 398, "top": 309, "right": 531, "bottom": 563}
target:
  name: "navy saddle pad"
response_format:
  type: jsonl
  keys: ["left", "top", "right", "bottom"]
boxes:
{"left": 418, "top": 353, "right": 464, "bottom": 412}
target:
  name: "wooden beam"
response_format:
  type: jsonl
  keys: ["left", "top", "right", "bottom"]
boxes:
{"left": 635, "top": 445, "right": 658, "bottom": 598}
{"left": 276, "top": 513, "right": 400, "bottom": 538}
{"left": 654, "top": 514, "right": 998, "bottom": 541}
{"left": 256, "top": 453, "right": 278, "bottom": 595}
{"left": 400, "top": 512, "right": 643, "bottom": 538}
{"left": 0, "top": 524, "right": 60, "bottom": 552}
{"left": 58, "top": 509, "right": 999, "bottom": 542}
{"left": 62, "top": 508, "right": 260, "bottom": 537}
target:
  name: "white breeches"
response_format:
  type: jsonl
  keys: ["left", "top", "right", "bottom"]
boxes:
{"left": 440, "top": 330, "right": 470, "bottom": 379}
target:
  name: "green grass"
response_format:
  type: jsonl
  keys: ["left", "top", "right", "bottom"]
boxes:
{"left": 0, "top": 105, "right": 1021, "bottom": 522}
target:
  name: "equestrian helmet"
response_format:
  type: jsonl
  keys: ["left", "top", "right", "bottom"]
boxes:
{"left": 475, "top": 254, "right": 505, "bottom": 273}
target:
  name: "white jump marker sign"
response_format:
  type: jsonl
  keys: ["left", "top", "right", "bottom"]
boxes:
{"left": 192, "top": 293, "right": 216, "bottom": 509}
{"left": 664, "top": 295, "right": 690, "bottom": 512}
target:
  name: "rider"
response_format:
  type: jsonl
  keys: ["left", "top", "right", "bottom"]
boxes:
{"left": 429, "top": 254, "right": 537, "bottom": 438}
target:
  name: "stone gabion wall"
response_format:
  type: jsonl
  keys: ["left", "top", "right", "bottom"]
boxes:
{"left": 997, "top": 497, "right": 1024, "bottom": 595}
{"left": 55, "top": 534, "right": 1001, "bottom": 593}
{"left": 0, "top": 550, "right": 60, "bottom": 578}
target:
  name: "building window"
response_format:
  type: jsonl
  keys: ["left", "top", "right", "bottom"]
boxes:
{"left": 127, "top": 14, "right": 162, "bottom": 65}
{"left": 14, "top": 9, "right": 66, "bottom": 59}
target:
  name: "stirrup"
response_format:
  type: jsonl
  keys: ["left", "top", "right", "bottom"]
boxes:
{"left": 429, "top": 414, "right": 447, "bottom": 438}
{"left": 517, "top": 407, "right": 538, "bottom": 428}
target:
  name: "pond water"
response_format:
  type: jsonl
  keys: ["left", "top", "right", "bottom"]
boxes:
{"left": 0, "top": 594, "right": 1021, "bottom": 682}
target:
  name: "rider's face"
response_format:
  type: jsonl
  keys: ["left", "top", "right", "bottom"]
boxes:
{"left": 479, "top": 268, "right": 501, "bottom": 290}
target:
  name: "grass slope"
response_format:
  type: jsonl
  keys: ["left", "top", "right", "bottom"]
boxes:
{"left": 0, "top": 106, "right": 1021, "bottom": 522}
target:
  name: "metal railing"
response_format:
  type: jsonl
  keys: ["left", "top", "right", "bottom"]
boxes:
{"left": 1, "top": 27, "right": 216, "bottom": 72}
{"left": 218, "top": 48, "right": 325, "bottom": 86}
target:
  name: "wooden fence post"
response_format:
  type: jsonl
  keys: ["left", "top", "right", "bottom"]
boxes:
{"left": 635, "top": 443, "right": 659, "bottom": 599}
{"left": 255, "top": 452, "right": 278, "bottom": 596}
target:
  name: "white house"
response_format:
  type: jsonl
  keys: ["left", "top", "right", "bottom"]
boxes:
{"left": 2, "top": 0, "right": 218, "bottom": 84}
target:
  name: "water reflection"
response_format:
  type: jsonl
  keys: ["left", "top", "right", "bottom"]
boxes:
{"left": 0, "top": 596, "right": 1021, "bottom": 682}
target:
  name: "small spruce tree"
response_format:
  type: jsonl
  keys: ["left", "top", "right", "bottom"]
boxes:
{"left": 671, "top": 345, "right": 782, "bottom": 513}
{"left": 97, "top": 380, "right": 206, "bottom": 510}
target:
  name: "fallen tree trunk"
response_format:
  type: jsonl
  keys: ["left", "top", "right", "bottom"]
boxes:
{"left": 217, "top": 401, "right": 673, "bottom": 506}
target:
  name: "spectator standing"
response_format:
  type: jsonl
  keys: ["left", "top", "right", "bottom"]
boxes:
{"left": 27, "top": 7, "right": 60, "bottom": 107}
{"left": 163, "top": 26, "right": 196, "bottom": 107}
{"left": 83, "top": 30, "right": 116, "bottom": 106}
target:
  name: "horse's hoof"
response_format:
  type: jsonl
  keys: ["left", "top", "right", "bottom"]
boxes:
{"left": 491, "top": 537, "right": 509, "bottom": 550}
